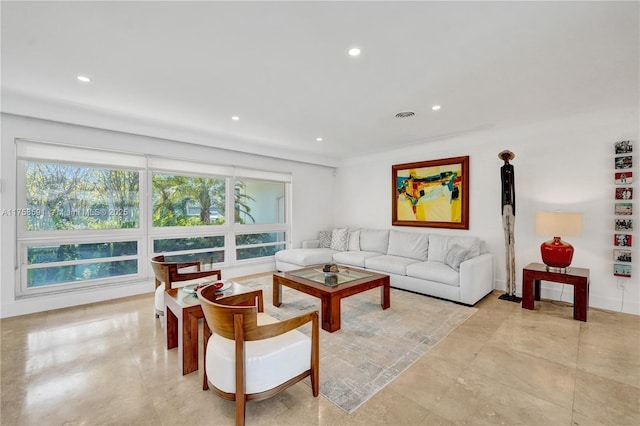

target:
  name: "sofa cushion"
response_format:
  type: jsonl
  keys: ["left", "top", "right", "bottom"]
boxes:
{"left": 319, "top": 231, "right": 332, "bottom": 248}
{"left": 387, "top": 230, "right": 429, "bottom": 261}
{"left": 444, "top": 244, "right": 470, "bottom": 272}
{"left": 348, "top": 230, "right": 361, "bottom": 251}
{"left": 330, "top": 228, "right": 349, "bottom": 251}
{"left": 365, "top": 255, "right": 420, "bottom": 276}
{"left": 275, "top": 248, "right": 336, "bottom": 267}
{"left": 406, "top": 261, "right": 460, "bottom": 286}
{"left": 332, "top": 250, "right": 382, "bottom": 268}
{"left": 427, "top": 234, "right": 450, "bottom": 263}
{"left": 359, "top": 229, "right": 390, "bottom": 254}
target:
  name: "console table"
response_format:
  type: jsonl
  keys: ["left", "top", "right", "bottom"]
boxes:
{"left": 522, "top": 262, "right": 590, "bottom": 321}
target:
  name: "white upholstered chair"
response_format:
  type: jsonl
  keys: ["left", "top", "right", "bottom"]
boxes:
{"left": 197, "top": 286, "right": 319, "bottom": 426}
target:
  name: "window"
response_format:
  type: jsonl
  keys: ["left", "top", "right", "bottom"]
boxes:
{"left": 152, "top": 173, "right": 226, "bottom": 227}
{"left": 16, "top": 140, "right": 291, "bottom": 297}
{"left": 25, "top": 162, "right": 140, "bottom": 231}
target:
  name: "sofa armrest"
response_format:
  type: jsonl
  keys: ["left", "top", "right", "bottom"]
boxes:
{"left": 458, "top": 253, "right": 494, "bottom": 305}
{"left": 302, "top": 239, "right": 320, "bottom": 249}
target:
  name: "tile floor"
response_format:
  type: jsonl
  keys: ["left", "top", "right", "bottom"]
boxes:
{"left": 1, "top": 276, "right": 639, "bottom": 426}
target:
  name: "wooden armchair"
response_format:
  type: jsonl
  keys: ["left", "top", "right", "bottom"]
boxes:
{"left": 150, "top": 255, "right": 221, "bottom": 318}
{"left": 197, "top": 286, "right": 319, "bottom": 426}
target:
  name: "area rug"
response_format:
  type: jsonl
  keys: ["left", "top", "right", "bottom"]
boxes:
{"left": 235, "top": 275, "right": 477, "bottom": 414}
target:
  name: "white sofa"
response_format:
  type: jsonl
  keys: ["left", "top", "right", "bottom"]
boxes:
{"left": 275, "top": 228, "right": 494, "bottom": 306}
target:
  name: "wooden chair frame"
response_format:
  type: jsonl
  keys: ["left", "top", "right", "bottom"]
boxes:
{"left": 150, "top": 255, "right": 221, "bottom": 317}
{"left": 198, "top": 287, "right": 319, "bottom": 426}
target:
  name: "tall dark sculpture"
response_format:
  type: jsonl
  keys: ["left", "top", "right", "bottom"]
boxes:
{"left": 498, "top": 150, "right": 520, "bottom": 302}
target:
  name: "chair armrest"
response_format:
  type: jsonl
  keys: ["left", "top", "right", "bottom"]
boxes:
{"left": 174, "top": 270, "right": 221, "bottom": 282}
{"left": 217, "top": 289, "right": 264, "bottom": 312}
{"left": 246, "top": 310, "right": 319, "bottom": 341}
{"left": 177, "top": 261, "right": 201, "bottom": 271}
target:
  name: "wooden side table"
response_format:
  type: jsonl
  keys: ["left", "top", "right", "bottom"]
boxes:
{"left": 522, "top": 262, "right": 590, "bottom": 321}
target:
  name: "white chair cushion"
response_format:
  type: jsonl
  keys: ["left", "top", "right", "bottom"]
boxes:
{"left": 154, "top": 283, "right": 166, "bottom": 313}
{"left": 206, "top": 313, "right": 311, "bottom": 394}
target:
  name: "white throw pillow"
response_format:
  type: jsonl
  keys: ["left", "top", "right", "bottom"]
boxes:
{"left": 318, "top": 231, "right": 332, "bottom": 248}
{"left": 348, "top": 230, "right": 361, "bottom": 251}
{"left": 330, "top": 228, "right": 349, "bottom": 251}
{"left": 444, "top": 244, "right": 471, "bottom": 272}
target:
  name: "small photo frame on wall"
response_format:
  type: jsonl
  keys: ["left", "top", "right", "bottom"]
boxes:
{"left": 615, "top": 172, "right": 633, "bottom": 184}
{"left": 615, "top": 218, "right": 633, "bottom": 231}
{"left": 614, "top": 234, "right": 632, "bottom": 247}
{"left": 615, "top": 187, "right": 633, "bottom": 200}
{"left": 615, "top": 156, "right": 632, "bottom": 169}
{"left": 614, "top": 263, "right": 632, "bottom": 277}
{"left": 615, "top": 203, "right": 633, "bottom": 215}
{"left": 614, "top": 249, "right": 632, "bottom": 262}
{"left": 615, "top": 140, "right": 633, "bottom": 154}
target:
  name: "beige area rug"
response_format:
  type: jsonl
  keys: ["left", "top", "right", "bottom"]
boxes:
{"left": 236, "top": 275, "right": 477, "bottom": 414}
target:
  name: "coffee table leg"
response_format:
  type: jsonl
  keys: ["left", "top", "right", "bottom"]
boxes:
{"left": 321, "top": 294, "right": 341, "bottom": 332}
{"left": 381, "top": 278, "right": 390, "bottom": 309}
{"left": 273, "top": 276, "right": 282, "bottom": 307}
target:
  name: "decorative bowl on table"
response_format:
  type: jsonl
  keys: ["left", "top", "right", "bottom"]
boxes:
{"left": 322, "top": 263, "right": 340, "bottom": 276}
{"left": 182, "top": 280, "right": 230, "bottom": 295}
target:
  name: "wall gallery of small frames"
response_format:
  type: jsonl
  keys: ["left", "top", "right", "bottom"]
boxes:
{"left": 614, "top": 140, "right": 633, "bottom": 278}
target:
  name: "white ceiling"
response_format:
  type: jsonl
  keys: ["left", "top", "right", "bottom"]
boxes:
{"left": 2, "top": 1, "right": 638, "bottom": 166}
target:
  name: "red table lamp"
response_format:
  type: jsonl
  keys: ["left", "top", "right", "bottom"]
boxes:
{"left": 535, "top": 211, "right": 583, "bottom": 273}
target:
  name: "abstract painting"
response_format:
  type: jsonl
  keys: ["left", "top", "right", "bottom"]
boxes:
{"left": 392, "top": 156, "right": 469, "bottom": 229}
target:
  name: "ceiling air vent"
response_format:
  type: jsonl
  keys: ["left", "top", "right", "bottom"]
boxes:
{"left": 395, "top": 111, "right": 415, "bottom": 119}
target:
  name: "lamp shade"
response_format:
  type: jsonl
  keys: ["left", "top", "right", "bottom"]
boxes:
{"left": 535, "top": 211, "right": 583, "bottom": 237}
{"left": 535, "top": 211, "right": 583, "bottom": 271}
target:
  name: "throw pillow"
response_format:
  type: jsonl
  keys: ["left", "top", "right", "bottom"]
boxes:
{"left": 330, "top": 228, "right": 349, "bottom": 251}
{"left": 319, "top": 231, "right": 332, "bottom": 248}
{"left": 348, "top": 230, "right": 361, "bottom": 251}
{"left": 444, "top": 244, "right": 471, "bottom": 272}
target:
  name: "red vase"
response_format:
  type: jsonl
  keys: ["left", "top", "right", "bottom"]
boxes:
{"left": 540, "top": 237, "right": 574, "bottom": 269}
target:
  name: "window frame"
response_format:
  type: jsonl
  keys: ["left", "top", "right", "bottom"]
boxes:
{"left": 15, "top": 139, "right": 292, "bottom": 298}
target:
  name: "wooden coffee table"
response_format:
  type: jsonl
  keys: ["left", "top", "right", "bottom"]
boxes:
{"left": 273, "top": 265, "right": 390, "bottom": 332}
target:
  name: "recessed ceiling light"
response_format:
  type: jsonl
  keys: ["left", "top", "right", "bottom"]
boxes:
{"left": 231, "top": 116, "right": 240, "bottom": 121}
{"left": 76, "top": 75, "right": 91, "bottom": 83}
{"left": 316, "top": 137, "right": 323, "bottom": 142}
{"left": 348, "top": 47, "right": 361, "bottom": 57}
{"left": 432, "top": 105, "right": 441, "bottom": 111}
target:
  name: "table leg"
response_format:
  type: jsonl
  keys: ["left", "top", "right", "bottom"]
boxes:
{"left": 180, "top": 312, "right": 200, "bottom": 375}
{"left": 166, "top": 305, "right": 178, "bottom": 349}
{"left": 534, "top": 279, "right": 541, "bottom": 301}
{"left": 322, "top": 294, "right": 341, "bottom": 332}
{"left": 273, "top": 276, "right": 282, "bottom": 307}
{"left": 381, "top": 278, "right": 390, "bottom": 309}
{"left": 522, "top": 270, "right": 535, "bottom": 310}
{"left": 574, "top": 279, "right": 588, "bottom": 322}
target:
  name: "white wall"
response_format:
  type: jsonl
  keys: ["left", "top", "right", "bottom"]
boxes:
{"left": 0, "top": 114, "right": 336, "bottom": 318}
{"left": 334, "top": 106, "right": 639, "bottom": 315}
